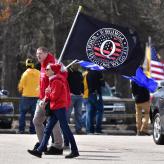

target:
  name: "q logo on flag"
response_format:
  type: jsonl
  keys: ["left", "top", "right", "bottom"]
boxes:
{"left": 86, "top": 28, "right": 129, "bottom": 68}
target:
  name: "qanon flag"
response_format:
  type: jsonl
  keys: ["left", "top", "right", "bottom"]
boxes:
{"left": 62, "top": 13, "right": 144, "bottom": 76}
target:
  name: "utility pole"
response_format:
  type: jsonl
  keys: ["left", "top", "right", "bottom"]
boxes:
{"left": 1, "top": 55, "right": 5, "bottom": 89}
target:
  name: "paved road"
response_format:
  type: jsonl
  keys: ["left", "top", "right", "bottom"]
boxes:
{"left": 0, "top": 134, "right": 164, "bottom": 164}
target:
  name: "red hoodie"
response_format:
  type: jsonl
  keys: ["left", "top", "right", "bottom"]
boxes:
{"left": 39, "top": 53, "right": 57, "bottom": 99}
{"left": 59, "top": 65, "right": 71, "bottom": 109}
{"left": 45, "top": 74, "right": 69, "bottom": 110}
{"left": 60, "top": 71, "right": 71, "bottom": 110}
{"left": 45, "top": 64, "right": 71, "bottom": 110}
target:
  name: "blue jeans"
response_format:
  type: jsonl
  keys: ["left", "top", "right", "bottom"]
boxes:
{"left": 19, "top": 97, "right": 38, "bottom": 133}
{"left": 67, "top": 95, "right": 83, "bottom": 132}
{"left": 81, "top": 112, "right": 86, "bottom": 128}
{"left": 37, "top": 108, "right": 78, "bottom": 153}
{"left": 33, "top": 101, "right": 63, "bottom": 149}
{"left": 86, "top": 93, "right": 104, "bottom": 133}
{"left": 82, "top": 99, "right": 90, "bottom": 131}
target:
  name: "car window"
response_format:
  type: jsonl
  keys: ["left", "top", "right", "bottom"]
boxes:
{"left": 153, "top": 87, "right": 164, "bottom": 98}
{"left": 159, "top": 87, "right": 164, "bottom": 97}
{"left": 101, "top": 83, "right": 113, "bottom": 96}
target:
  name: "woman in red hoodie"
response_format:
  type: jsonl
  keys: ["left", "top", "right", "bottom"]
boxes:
{"left": 28, "top": 63, "right": 79, "bottom": 159}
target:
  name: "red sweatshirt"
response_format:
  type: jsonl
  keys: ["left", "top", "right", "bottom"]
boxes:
{"left": 60, "top": 71, "right": 71, "bottom": 109}
{"left": 45, "top": 74, "right": 69, "bottom": 110}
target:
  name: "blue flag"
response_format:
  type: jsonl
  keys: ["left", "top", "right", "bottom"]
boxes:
{"left": 78, "top": 60, "right": 105, "bottom": 71}
{"left": 123, "top": 67, "right": 158, "bottom": 93}
{"left": 62, "top": 13, "right": 144, "bottom": 76}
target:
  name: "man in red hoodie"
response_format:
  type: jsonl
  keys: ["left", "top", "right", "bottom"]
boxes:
{"left": 28, "top": 63, "right": 79, "bottom": 158}
{"left": 29, "top": 47, "right": 64, "bottom": 155}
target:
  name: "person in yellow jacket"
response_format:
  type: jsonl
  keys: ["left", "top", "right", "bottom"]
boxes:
{"left": 83, "top": 70, "right": 89, "bottom": 99}
{"left": 18, "top": 58, "right": 40, "bottom": 134}
{"left": 81, "top": 70, "right": 89, "bottom": 130}
{"left": 82, "top": 69, "right": 105, "bottom": 134}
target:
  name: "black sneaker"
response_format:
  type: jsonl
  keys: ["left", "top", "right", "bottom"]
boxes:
{"left": 76, "top": 130, "right": 85, "bottom": 135}
{"left": 44, "top": 146, "right": 63, "bottom": 155}
{"left": 65, "top": 151, "right": 79, "bottom": 158}
{"left": 27, "top": 149, "right": 42, "bottom": 158}
{"left": 17, "top": 131, "right": 24, "bottom": 134}
{"left": 95, "top": 130, "right": 103, "bottom": 135}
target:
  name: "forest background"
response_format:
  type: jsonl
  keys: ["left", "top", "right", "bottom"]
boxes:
{"left": 0, "top": 0, "right": 163, "bottom": 97}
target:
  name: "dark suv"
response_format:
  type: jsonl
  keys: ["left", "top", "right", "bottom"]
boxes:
{"left": 150, "top": 86, "right": 164, "bottom": 144}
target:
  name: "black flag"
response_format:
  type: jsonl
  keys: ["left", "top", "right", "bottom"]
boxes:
{"left": 62, "top": 13, "right": 144, "bottom": 76}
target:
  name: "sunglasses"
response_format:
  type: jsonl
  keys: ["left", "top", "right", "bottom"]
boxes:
{"left": 45, "top": 68, "right": 50, "bottom": 71}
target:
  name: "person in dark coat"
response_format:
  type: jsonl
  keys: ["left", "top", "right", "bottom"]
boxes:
{"left": 131, "top": 81, "right": 150, "bottom": 136}
{"left": 86, "top": 70, "right": 105, "bottom": 134}
{"left": 67, "top": 63, "right": 84, "bottom": 134}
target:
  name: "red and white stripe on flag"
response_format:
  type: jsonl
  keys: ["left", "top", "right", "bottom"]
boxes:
{"left": 151, "top": 60, "right": 164, "bottom": 81}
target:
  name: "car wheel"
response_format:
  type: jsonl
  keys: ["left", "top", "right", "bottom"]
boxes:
{"left": 153, "top": 113, "right": 164, "bottom": 145}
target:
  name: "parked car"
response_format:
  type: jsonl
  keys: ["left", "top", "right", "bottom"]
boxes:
{"left": 157, "top": 80, "right": 164, "bottom": 88}
{"left": 150, "top": 86, "right": 164, "bottom": 144}
{"left": 101, "top": 82, "right": 126, "bottom": 123}
{"left": 80, "top": 82, "right": 126, "bottom": 124}
{"left": 0, "top": 90, "right": 14, "bottom": 129}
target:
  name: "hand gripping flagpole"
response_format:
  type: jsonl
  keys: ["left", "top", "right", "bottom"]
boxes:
{"left": 66, "top": 59, "right": 78, "bottom": 68}
{"left": 58, "top": 6, "right": 82, "bottom": 63}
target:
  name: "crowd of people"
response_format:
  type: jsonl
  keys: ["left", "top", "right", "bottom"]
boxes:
{"left": 16, "top": 46, "right": 151, "bottom": 159}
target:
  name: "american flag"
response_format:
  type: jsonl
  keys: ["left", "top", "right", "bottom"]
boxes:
{"left": 150, "top": 47, "right": 164, "bottom": 81}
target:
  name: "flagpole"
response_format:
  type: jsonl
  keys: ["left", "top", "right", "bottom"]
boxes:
{"left": 148, "top": 36, "right": 151, "bottom": 47}
{"left": 148, "top": 36, "right": 152, "bottom": 77}
{"left": 58, "top": 6, "right": 82, "bottom": 63}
